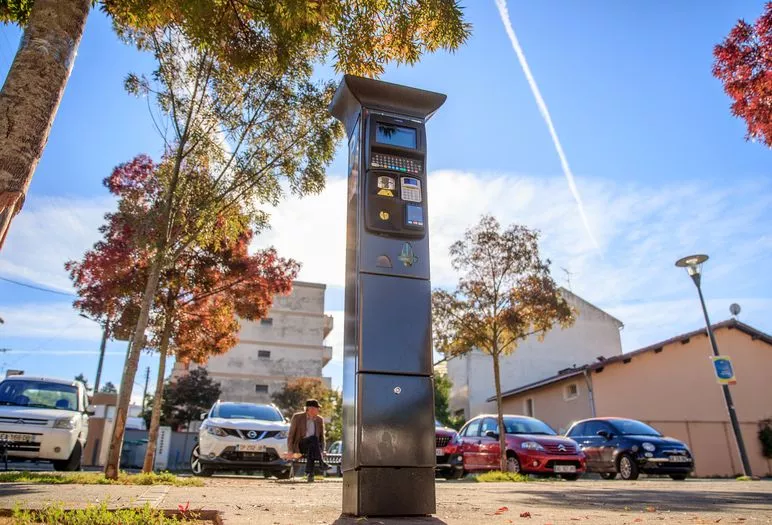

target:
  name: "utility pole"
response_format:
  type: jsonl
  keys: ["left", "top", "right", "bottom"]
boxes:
{"left": 142, "top": 366, "right": 150, "bottom": 413}
{"left": 93, "top": 320, "right": 109, "bottom": 393}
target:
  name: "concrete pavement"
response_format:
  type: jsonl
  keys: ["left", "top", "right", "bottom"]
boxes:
{"left": 0, "top": 477, "right": 770, "bottom": 524}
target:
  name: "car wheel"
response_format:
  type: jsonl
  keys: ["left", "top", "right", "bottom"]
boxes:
{"left": 190, "top": 445, "right": 213, "bottom": 477}
{"left": 505, "top": 453, "right": 521, "bottom": 474}
{"left": 670, "top": 474, "right": 688, "bottom": 481}
{"left": 560, "top": 474, "right": 580, "bottom": 481}
{"left": 444, "top": 468, "right": 464, "bottom": 480}
{"left": 600, "top": 472, "right": 617, "bottom": 480}
{"left": 52, "top": 441, "right": 82, "bottom": 472}
{"left": 617, "top": 454, "right": 639, "bottom": 481}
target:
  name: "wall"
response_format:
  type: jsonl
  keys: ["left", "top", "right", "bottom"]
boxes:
{"left": 592, "top": 326, "right": 772, "bottom": 477}
{"left": 500, "top": 374, "right": 594, "bottom": 435}
{"left": 187, "top": 282, "right": 333, "bottom": 403}
{"left": 448, "top": 291, "right": 623, "bottom": 419}
{"left": 121, "top": 429, "right": 198, "bottom": 471}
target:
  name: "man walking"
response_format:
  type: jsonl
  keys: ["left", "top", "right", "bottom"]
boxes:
{"left": 288, "top": 399, "right": 328, "bottom": 482}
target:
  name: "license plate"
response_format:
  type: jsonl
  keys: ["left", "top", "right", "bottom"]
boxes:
{"left": 436, "top": 448, "right": 445, "bottom": 456}
{"left": 554, "top": 465, "right": 576, "bottom": 473}
{"left": 669, "top": 456, "right": 690, "bottom": 463}
{"left": 0, "top": 433, "right": 33, "bottom": 443}
{"left": 237, "top": 443, "right": 265, "bottom": 452}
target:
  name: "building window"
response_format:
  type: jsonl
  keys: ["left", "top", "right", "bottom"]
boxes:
{"left": 255, "top": 384, "right": 269, "bottom": 394}
{"left": 524, "top": 398, "right": 534, "bottom": 417}
{"left": 564, "top": 383, "right": 579, "bottom": 401}
{"left": 260, "top": 318, "right": 273, "bottom": 326}
{"left": 258, "top": 350, "right": 271, "bottom": 360}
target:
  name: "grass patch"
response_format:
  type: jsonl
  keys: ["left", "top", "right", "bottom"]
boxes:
{"left": 0, "top": 471, "right": 202, "bottom": 487}
{"left": 11, "top": 502, "right": 207, "bottom": 524}
{"left": 474, "top": 471, "right": 530, "bottom": 483}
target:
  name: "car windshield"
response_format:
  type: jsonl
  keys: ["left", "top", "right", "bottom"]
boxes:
{"left": 0, "top": 380, "right": 79, "bottom": 412}
{"left": 504, "top": 418, "right": 557, "bottom": 436}
{"left": 214, "top": 403, "right": 283, "bottom": 421}
{"left": 610, "top": 420, "right": 661, "bottom": 436}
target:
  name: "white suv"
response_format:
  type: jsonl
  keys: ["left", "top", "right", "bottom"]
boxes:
{"left": 0, "top": 376, "right": 90, "bottom": 471}
{"left": 191, "top": 401, "right": 291, "bottom": 478}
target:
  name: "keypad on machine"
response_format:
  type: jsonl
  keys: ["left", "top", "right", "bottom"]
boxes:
{"left": 371, "top": 153, "right": 421, "bottom": 174}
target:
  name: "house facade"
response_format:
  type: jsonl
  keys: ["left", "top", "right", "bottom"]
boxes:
{"left": 446, "top": 289, "right": 624, "bottom": 420}
{"left": 496, "top": 319, "right": 772, "bottom": 477}
{"left": 173, "top": 281, "right": 334, "bottom": 403}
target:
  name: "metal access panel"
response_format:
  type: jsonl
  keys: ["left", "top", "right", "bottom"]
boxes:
{"left": 331, "top": 74, "right": 446, "bottom": 518}
{"left": 359, "top": 274, "right": 432, "bottom": 375}
{"left": 357, "top": 374, "right": 435, "bottom": 467}
{"left": 343, "top": 468, "right": 436, "bottom": 517}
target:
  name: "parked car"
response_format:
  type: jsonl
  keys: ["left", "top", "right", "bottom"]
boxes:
{"left": 458, "top": 415, "right": 586, "bottom": 480}
{"left": 325, "top": 440, "right": 343, "bottom": 476}
{"left": 191, "top": 401, "right": 291, "bottom": 478}
{"left": 435, "top": 420, "right": 464, "bottom": 480}
{"left": 0, "top": 375, "right": 91, "bottom": 471}
{"left": 565, "top": 417, "right": 694, "bottom": 480}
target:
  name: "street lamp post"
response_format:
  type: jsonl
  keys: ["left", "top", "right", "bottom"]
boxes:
{"left": 675, "top": 254, "right": 753, "bottom": 478}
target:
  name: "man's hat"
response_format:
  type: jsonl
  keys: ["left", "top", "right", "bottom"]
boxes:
{"left": 305, "top": 399, "right": 321, "bottom": 409}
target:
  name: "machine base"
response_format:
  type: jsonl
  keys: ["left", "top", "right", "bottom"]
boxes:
{"left": 342, "top": 467, "right": 436, "bottom": 516}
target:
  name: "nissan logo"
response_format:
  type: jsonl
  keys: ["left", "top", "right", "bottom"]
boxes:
{"left": 247, "top": 430, "right": 257, "bottom": 439}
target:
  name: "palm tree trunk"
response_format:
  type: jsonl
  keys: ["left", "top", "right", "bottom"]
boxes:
{"left": 142, "top": 314, "right": 173, "bottom": 473}
{"left": 0, "top": 0, "right": 90, "bottom": 249}
{"left": 492, "top": 350, "right": 508, "bottom": 472}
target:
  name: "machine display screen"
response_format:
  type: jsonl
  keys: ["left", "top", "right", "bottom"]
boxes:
{"left": 405, "top": 204, "right": 424, "bottom": 227}
{"left": 376, "top": 123, "right": 417, "bottom": 149}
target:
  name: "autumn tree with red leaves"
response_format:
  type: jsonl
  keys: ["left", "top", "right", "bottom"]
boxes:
{"left": 713, "top": 2, "right": 772, "bottom": 147}
{"left": 67, "top": 154, "right": 299, "bottom": 473}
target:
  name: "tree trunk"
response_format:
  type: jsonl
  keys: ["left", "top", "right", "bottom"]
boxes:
{"left": 104, "top": 251, "right": 165, "bottom": 479}
{"left": 142, "top": 314, "right": 173, "bottom": 473}
{"left": 492, "top": 350, "right": 508, "bottom": 472}
{"left": 104, "top": 127, "right": 186, "bottom": 479}
{"left": 0, "top": 0, "right": 90, "bottom": 249}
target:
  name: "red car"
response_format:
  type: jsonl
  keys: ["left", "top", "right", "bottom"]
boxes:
{"left": 435, "top": 420, "right": 464, "bottom": 479}
{"left": 458, "top": 414, "right": 586, "bottom": 480}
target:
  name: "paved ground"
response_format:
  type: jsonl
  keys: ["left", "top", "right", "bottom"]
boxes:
{"left": 0, "top": 476, "right": 770, "bottom": 524}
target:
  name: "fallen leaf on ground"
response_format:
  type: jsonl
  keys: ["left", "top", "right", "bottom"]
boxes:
{"left": 520, "top": 511, "right": 532, "bottom": 518}
{"left": 634, "top": 519, "right": 643, "bottom": 523}
{"left": 646, "top": 507, "right": 657, "bottom": 513}
{"left": 495, "top": 507, "right": 510, "bottom": 515}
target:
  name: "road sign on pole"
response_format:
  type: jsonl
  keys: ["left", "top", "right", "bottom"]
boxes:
{"left": 711, "top": 356, "right": 736, "bottom": 385}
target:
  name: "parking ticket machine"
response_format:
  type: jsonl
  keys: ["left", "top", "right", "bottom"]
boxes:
{"left": 330, "top": 75, "right": 446, "bottom": 517}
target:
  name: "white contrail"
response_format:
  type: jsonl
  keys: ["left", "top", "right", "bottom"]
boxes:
{"left": 493, "top": 0, "right": 600, "bottom": 250}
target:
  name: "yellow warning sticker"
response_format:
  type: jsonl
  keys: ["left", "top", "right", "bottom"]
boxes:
{"left": 377, "top": 189, "right": 394, "bottom": 197}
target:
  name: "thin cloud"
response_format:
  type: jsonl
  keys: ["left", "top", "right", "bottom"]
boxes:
{"left": 492, "top": 0, "right": 600, "bottom": 250}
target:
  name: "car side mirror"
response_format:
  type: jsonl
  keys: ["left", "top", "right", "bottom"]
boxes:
{"left": 84, "top": 404, "right": 95, "bottom": 416}
{"left": 597, "top": 430, "right": 612, "bottom": 440}
{"left": 200, "top": 412, "right": 208, "bottom": 421}
{"left": 485, "top": 431, "right": 499, "bottom": 439}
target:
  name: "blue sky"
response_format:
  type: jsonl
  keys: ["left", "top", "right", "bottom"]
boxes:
{"left": 0, "top": 2, "right": 770, "bottom": 400}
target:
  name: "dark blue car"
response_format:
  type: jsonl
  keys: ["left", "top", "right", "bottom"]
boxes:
{"left": 565, "top": 418, "right": 694, "bottom": 480}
